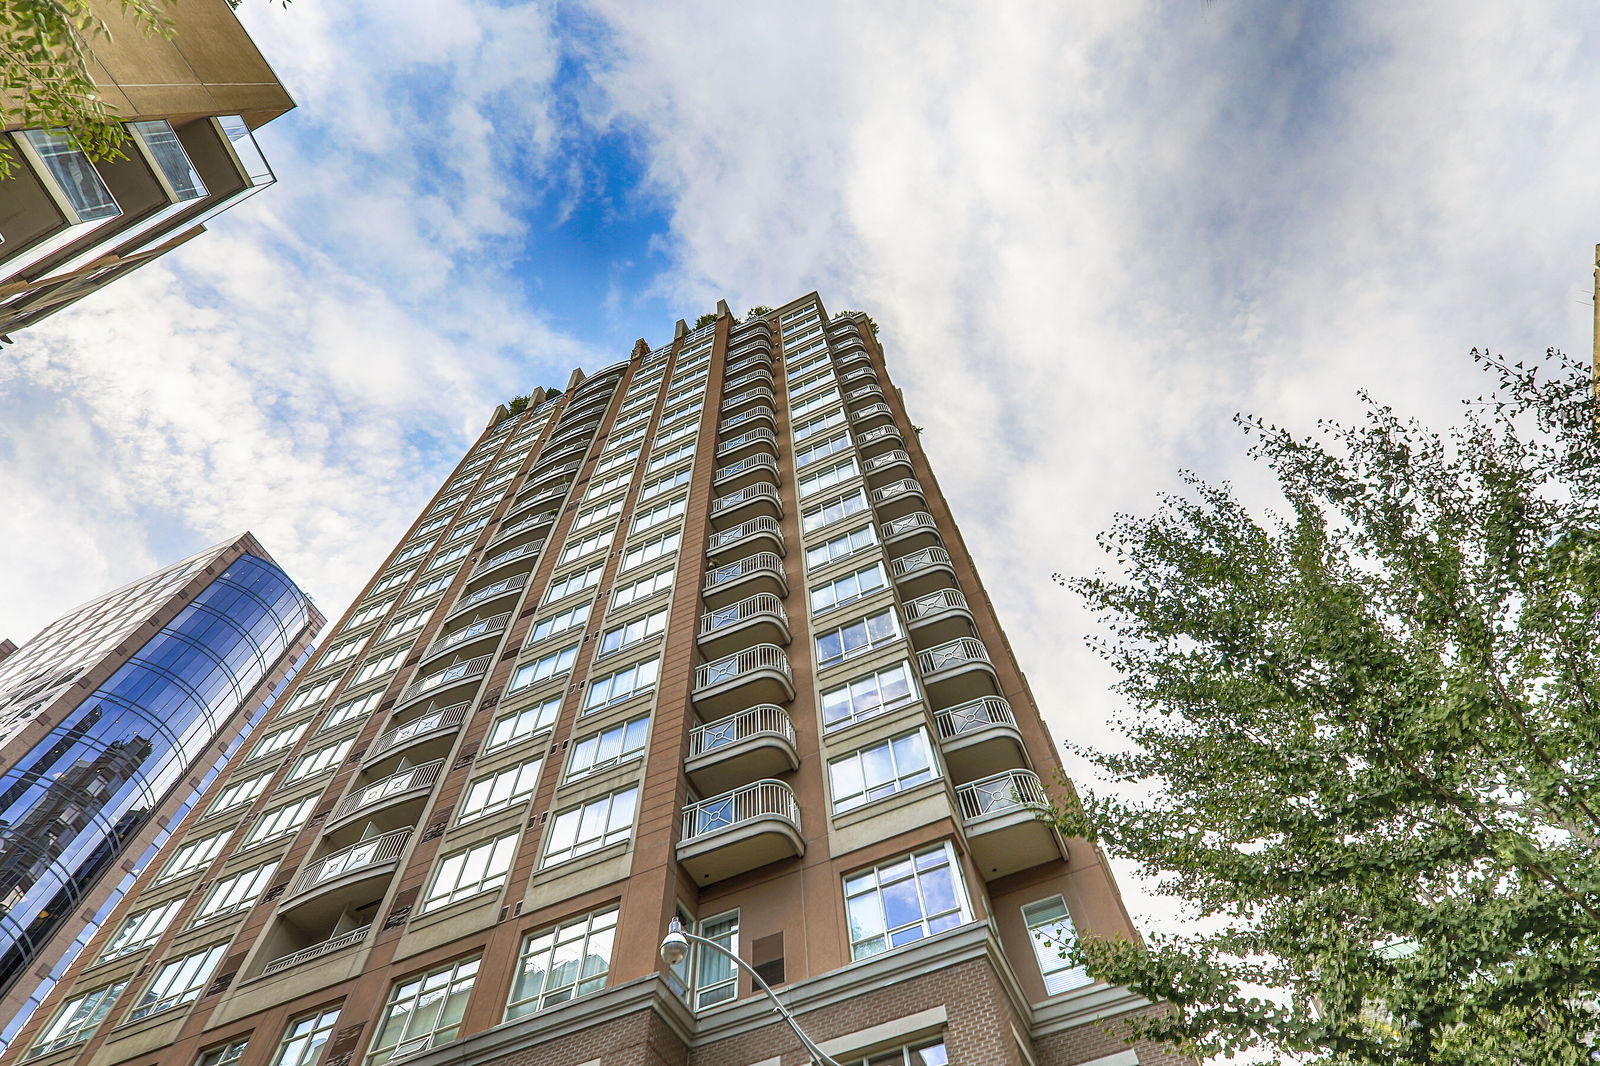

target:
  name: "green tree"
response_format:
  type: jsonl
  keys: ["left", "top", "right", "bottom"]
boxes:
{"left": 1056, "top": 350, "right": 1600, "bottom": 1065}
{"left": 693, "top": 312, "right": 718, "bottom": 329}
{"left": 745, "top": 305, "right": 773, "bottom": 321}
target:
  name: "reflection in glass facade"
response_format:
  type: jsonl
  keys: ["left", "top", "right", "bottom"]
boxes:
{"left": 0, "top": 551, "right": 316, "bottom": 1015}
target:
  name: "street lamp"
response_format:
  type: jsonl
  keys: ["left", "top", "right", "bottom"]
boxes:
{"left": 660, "top": 916, "right": 845, "bottom": 1066}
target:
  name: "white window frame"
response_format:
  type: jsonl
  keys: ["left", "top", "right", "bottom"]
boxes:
{"left": 420, "top": 832, "right": 519, "bottom": 912}
{"left": 485, "top": 694, "right": 562, "bottom": 751}
{"left": 504, "top": 907, "right": 617, "bottom": 1019}
{"left": 541, "top": 787, "right": 638, "bottom": 867}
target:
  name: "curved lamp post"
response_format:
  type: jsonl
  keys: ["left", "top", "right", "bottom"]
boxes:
{"left": 660, "top": 916, "right": 844, "bottom": 1066}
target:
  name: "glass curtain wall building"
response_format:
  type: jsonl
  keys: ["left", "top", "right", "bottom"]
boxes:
{"left": 1, "top": 298, "right": 1186, "bottom": 1066}
{"left": 0, "top": 535, "right": 322, "bottom": 1039}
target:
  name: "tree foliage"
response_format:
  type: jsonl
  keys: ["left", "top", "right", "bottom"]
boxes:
{"left": 1056, "top": 350, "right": 1600, "bottom": 1065}
{"left": 693, "top": 311, "right": 718, "bottom": 329}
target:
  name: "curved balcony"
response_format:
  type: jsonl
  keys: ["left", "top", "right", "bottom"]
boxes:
{"left": 572, "top": 367, "right": 625, "bottom": 399}
{"left": 714, "top": 452, "right": 780, "bottom": 490}
{"left": 916, "top": 637, "right": 1000, "bottom": 705}
{"left": 957, "top": 770, "right": 1064, "bottom": 880}
{"left": 881, "top": 511, "right": 939, "bottom": 549}
{"left": 706, "top": 515, "right": 785, "bottom": 564}
{"left": 852, "top": 402, "right": 894, "bottom": 428}
{"left": 419, "top": 612, "right": 510, "bottom": 666}
{"left": 841, "top": 366, "right": 877, "bottom": 385}
{"left": 723, "top": 367, "right": 775, "bottom": 393}
{"left": 872, "top": 478, "right": 926, "bottom": 519}
{"left": 363, "top": 701, "right": 469, "bottom": 768}
{"left": 722, "top": 385, "right": 776, "bottom": 415}
{"left": 678, "top": 779, "right": 804, "bottom": 885}
{"left": 261, "top": 924, "right": 372, "bottom": 977}
{"left": 485, "top": 513, "right": 549, "bottom": 555}
{"left": 725, "top": 351, "right": 774, "bottom": 377}
{"left": 834, "top": 332, "right": 868, "bottom": 354}
{"left": 935, "top": 696, "right": 1028, "bottom": 784}
{"left": 863, "top": 449, "right": 913, "bottom": 482}
{"left": 703, "top": 550, "right": 787, "bottom": 606}
{"left": 327, "top": 759, "right": 443, "bottom": 831}
{"left": 686, "top": 705, "right": 799, "bottom": 796}
{"left": 845, "top": 383, "right": 886, "bottom": 407}
{"left": 394, "top": 652, "right": 492, "bottom": 712}
{"left": 444, "top": 573, "right": 527, "bottom": 623}
{"left": 693, "top": 643, "right": 794, "bottom": 717}
{"left": 497, "top": 497, "right": 559, "bottom": 534}
{"left": 537, "top": 439, "right": 590, "bottom": 470}
{"left": 521, "top": 458, "right": 581, "bottom": 493}
{"left": 698, "top": 592, "right": 789, "bottom": 658}
{"left": 513, "top": 483, "right": 568, "bottom": 515}
{"left": 557, "top": 391, "right": 611, "bottom": 425}
{"left": 280, "top": 828, "right": 411, "bottom": 920}
{"left": 890, "top": 545, "right": 957, "bottom": 598}
{"left": 467, "top": 540, "right": 540, "bottom": 586}
{"left": 710, "top": 480, "right": 782, "bottom": 526}
{"left": 903, "top": 588, "right": 974, "bottom": 645}
{"left": 719, "top": 405, "right": 777, "bottom": 436}
{"left": 855, "top": 423, "right": 905, "bottom": 455}
{"left": 716, "top": 427, "right": 778, "bottom": 461}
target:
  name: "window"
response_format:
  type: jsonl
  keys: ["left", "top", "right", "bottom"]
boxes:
{"left": 421, "top": 832, "right": 518, "bottom": 912}
{"left": 583, "top": 657, "right": 659, "bottom": 712}
{"left": 288, "top": 738, "right": 354, "bottom": 782}
{"left": 694, "top": 911, "right": 739, "bottom": 1009}
{"left": 24, "top": 982, "right": 125, "bottom": 1059}
{"left": 653, "top": 415, "right": 700, "bottom": 448}
{"left": 660, "top": 399, "right": 702, "bottom": 427}
{"left": 802, "top": 488, "right": 869, "bottom": 533}
{"left": 799, "top": 456, "right": 860, "bottom": 498}
{"left": 806, "top": 524, "right": 878, "bottom": 571}
{"left": 572, "top": 496, "right": 625, "bottom": 532}
{"left": 815, "top": 606, "right": 902, "bottom": 669}
{"left": 858, "top": 1041, "right": 949, "bottom": 1066}
{"left": 379, "top": 607, "right": 431, "bottom": 644}
{"left": 371, "top": 567, "right": 417, "bottom": 596}
{"left": 428, "top": 491, "right": 466, "bottom": 515}
{"left": 542, "top": 787, "right": 637, "bottom": 866}
{"left": 567, "top": 715, "right": 650, "bottom": 779}
{"left": 366, "top": 957, "right": 479, "bottom": 1066}
{"left": 631, "top": 497, "right": 686, "bottom": 535}
{"left": 99, "top": 899, "right": 183, "bottom": 962}
{"left": 323, "top": 690, "right": 382, "bottom": 730}
{"left": 406, "top": 569, "right": 459, "bottom": 603}
{"left": 829, "top": 729, "right": 937, "bottom": 814}
{"left": 207, "top": 770, "right": 271, "bottom": 817}
{"left": 426, "top": 541, "right": 472, "bottom": 572}
{"left": 580, "top": 469, "right": 631, "bottom": 504}
{"left": 560, "top": 528, "right": 613, "bottom": 564}
{"left": 415, "top": 513, "right": 452, "bottom": 537}
{"left": 794, "top": 408, "right": 847, "bottom": 442}
{"left": 622, "top": 530, "right": 680, "bottom": 572}
{"left": 345, "top": 598, "right": 393, "bottom": 631}
{"left": 197, "top": 1038, "right": 250, "bottom": 1066}
{"left": 277, "top": 675, "right": 337, "bottom": 717}
{"left": 795, "top": 431, "right": 852, "bottom": 469}
{"left": 394, "top": 538, "right": 438, "bottom": 565}
{"left": 604, "top": 425, "right": 646, "bottom": 451}
{"left": 457, "top": 499, "right": 496, "bottom": 525}
{"left": 640, "top": 466, "right": 692, "bottom": 500}
{"left": 485, "top": 695, "right": 562, "bottom": 751}
{"left": 526, "top": 602, "right": 591, "bottom": 645}
{"left": 193, "top": 861, "right": 276, "bottom": 923}
{"left": 810, "top": 562, "right": 889, "bottom": 614}
{"left": 270, "top": 1007, "right": 340, "bottom": 1066}
{"left": 505, "top": 908, "right": 617, "bottom": 1018}
{"left": 508, "top": 644, "right": 578, "bottom": 692}
{"left": 844, "top": 843, "right": 969, "bottom": 960}
{"left": 646, "top": 441, "right": 696, "bottom": 473}
{"left": 790, "top": 387, "right": 842, "bottom": 421}
{"left": 821, "top": 661, "right": 918, "bottom": 731}
{"left": 129, "top": 942, "right": 227, "bottom": 1019}
{"left": 244, "top": 794, "right": 316, "bottom": 848}
{"left": 1023, "top": 896, "right": 1093, "bottom": 993}
{"left": 594, "top": 446, "right": 641, "bottom": 477}
{"left": 611, "top": 569, "right": 673, "bottom": 611}
{"left": 158, "top": 830, "right": 227, "bottom": 882}
{"left": 544, "top": 563, "right": 603, "bottom": 604}
{"left": 480, "top": 468, "right": 517, "bottom": 493}
{"left": 611, "top": 406, "right": 651, "bottom": 434}
{"left": 248, "top": 721, "right": 308, "bottom": 761}
{"left": 786, "top": 350, "right": 831, "bottom": 380}
{"left": 789, "top": 367, "right": 837, "bottom": 399}
{"left": 596, "top": 608, "right": 668, "bottom": 657}
{"left": 458, "top": 758, "right": 543, "bottom": 823}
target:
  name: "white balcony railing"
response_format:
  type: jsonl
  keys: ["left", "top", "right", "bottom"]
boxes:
{"left": 917, "top": 638, "right": 991, "bottom": 676}
{"left": 424, "top": 614, "right": 510, "bottom": 659}
{"left": 261, "top": 925, "right": 372, "bottom": 976}
{"left": 864, "top": 449, "right": 912, "bottom": 474}
{"left": 292, "top": 829, "right": 410, "bottom": 895}
{"left": 711, "top": 481, "right": 781, "bottom": 516}
{"left": 680, "top": 779, "right": 800, "bottom": 841}
{"left": 882, "top": 512, "right": 936, "bottom": 540}
{"left": 367, "top": 702, "right": 469, "bottom": 760}
{"left": 694, "top": 643, "right": 791, "bottom": 691}
{"left": 904, "top": 588, "right": 968, "bottom": 620}
{"left": 706, "top": 515, "right": 782, "bottom": 553}
{"left": 472, "top": 540, "right": 539, "bottom": 577}
{"left": 856, "top": 423, "right": 903, "bottom": 447}
{"left": 891, "top": 546, "right": 953, "bottom": 579}
{"left": 688, "top": 704, "right": 796, "bottom": 758}
{"left": 700, "top": 592, "right": 786, "bottom": 637}
{"left": 398, "top": 653, "right": 491, "bottom": 704}
{"left": 333, "top": 759, "right": 443, "bottom": 821}
{"left": 853, "top": 402, "right": 893, "bottom": 422}
{"left": 716, "top": 428, "right": 777, "bottom": 456}
{"left": 705, "top": 551, "right": 783, "bottom": 591}
{"left": 451, "top": 573, "right": 527, "bottom": 613}
{"left": 955, "top": 769, "right": 1047, "bottom": 821}
{"left": 874, "top": 478, "right": 923, "bottom": 504}
{"left": 934, "top": 696, "right": 1016, "bottom": 740}
{"left": 714, "top": 453, "right": 779, "bottom": 482}
{"left": 721, "top": 406, "right": 775, "bottom": 433}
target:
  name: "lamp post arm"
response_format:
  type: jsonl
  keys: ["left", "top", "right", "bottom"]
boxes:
{"left": 674, "top": 928, "right": 845, "bottom": 1066}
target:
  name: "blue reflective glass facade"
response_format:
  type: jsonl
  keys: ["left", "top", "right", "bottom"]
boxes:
{"left": 0, "top": 554, "right": 313, "bottom": 1000}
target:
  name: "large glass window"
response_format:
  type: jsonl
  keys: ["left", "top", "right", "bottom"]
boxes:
{"left": 505, "top": 907, "right": 617, "bottom": 1019}
{"left": 694, "top": 911, "right": 739, "bottom": 1010}
{"left": 799, "top": 457, "right": 860, "bottom": 498}
{"left": 406, "top": 569, "right": 459, "bottom": 603}
{"left": 560, "top": 528, "right": 614, "bottom": 564}
{"left": 793, "top": 408, "right": 847, "bottom": 443}
{"left": 795, "top": 430, "right": 852, "bottom": 469}
{"left": 158, "top": 830, "right": 228, "bottom": 882}
{"left": 843, "top": 843, "right": 969, "bottom": 960}
{"left": 277, "top": 675, "right": 338, "bottom": 717}
{"left": 647, "top": 440, "right": 696, "bottom": 473}
{"left": 790, "top": 387, "right": 843, "bottom": 421}
{"left": 485, "top": 694, "right": 562, "bottom": 751}
{"left": 1023, "top": 896, "right": 1093, "bottom": 994}
{"left": 287, "top": 738, "right": 354, "bottom": 782}
{"left": 815, "top": 606, "right": 902, "bottom": 669}
{"left": 810, "top": 562, "right": 889, "bottom": 614}
{"left": 365, "top": 957, "right": 478, "bottom": 1066}
{"left": 421, "top": 832, "right": 518, "bottom": 912}
{"left": 196, "top": 1038, "right": 250, "bottom": 1066}
{"left": 802, "top": 488, "right": 869, "bottom": 533}
{"left": 611, "top": 569, "right": 673, "bottom": 611}
{"left": 806, "top": 524, "right": 878, "bottom": 571}
{"left": 458, "top": 758, "right": 543, "bottom": 823}
{"left": 583, "top": 657, "right": 659, "bottom": 712}
{"left": 641, "top": 467, "right": 692, "bottom": 501}
{"left": 193, "top": 861, "right": 276, "bottom": 923}
{"left": 594, "top": 446, "right": 641, "bottom": 477}
{"left": 828, "top": 729, "right": 937, "bottom": 814}
{"left": 507, "top": 644, "right": 578, "bottom": 692}
{"left": 572, "top": 497, "right": 626, "bottom": 532}
{"left": 323, "top": 690, "right": 382, "bottom": 730}
{"left": 542, "top": 787, "right": 637, "bottom": 866}
{"left": 566, "top": 715, "right": 650, "bottom": 779}
{"left": 206, "top": 770, "right": 272, "bottom": 817}
{"left": 394, "top": 538, "right": 438, "bottom": 566}
{"left": 821, "top": 661, "right": 918, "bottom": 731}
{"left": 623, "top": 529, "right": 681, "bottom": 572}
{"left": 316, "top": 639, "right": 362, "bottom": 671}
{"left": 596, "top": 608, "right": 668, "bottom": 657}
{"left": 370, "top": 567, "right": 416, "bottom": 597}
{"left": 20, "top": 129, "right": 119, "bottom": 219}
{"left": 99, "top": 899, "right": 183, "bottom": 962}
{"left": 652, "top": 420, "right": 698, "bottom": 452}
{"left": 248, "top": 721, "right": 308, "bottom": 761}
{"left": 345, "top": 597, "right": 393, "bottom": 631}
{"left": 23, "top": 982, "right": 125, "bottom": 1059}
{"left": 631, "top": 497, "right": 686, "bottom": 535}
{"left": 129, "top": 942, "right": 227, "bottom": 1019}
{"left": 858, "top": 1041, "right": 949, "bottom": 1066}
{"left": 352, "top": 645, "right": 408, "bottom": 684}
{"left": 270, "top": 1007, "right": 340, "bottom": 1066}
{"left": 244, "top": 794, "right": 316, "bottom": 848}
{"left": 544, "top": 563, "right": 603, "bottom": 604}
{"left": 526, "top": 601, "right": 591, "bottom": 645}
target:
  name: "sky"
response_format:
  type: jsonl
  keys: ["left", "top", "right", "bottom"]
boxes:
{"left": 3, "top": 0, "right": 1600, "bottom": 932}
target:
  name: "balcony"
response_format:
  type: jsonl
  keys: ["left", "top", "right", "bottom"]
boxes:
{"left": 261, "top": 924, "right": 372, "bottom": 977}
{"left": 881, "top": 511, "right": 939, "bottom": 548}
{"left": 956, "top": 770, "right": 1065, "bottom": 880}
{"left": 845, "top": 383, "right": 886, "bottom": 407}
{"left": 444, "top": 573, "right": 527, "bottom": 622}
{"left": 513, "top": 484, "right": 567, "bottom": 515}
{"left": 723, "top": 367, "right": 774, "bottom": 393}
{"left": 890, "top": 546, "right": 956, "bottom": 598}
{"left": 716, "top": 427, "right": 778, "bottom": 460}
{"left": 678, "top": 779, "right": 804, "bottom": 885}
{"left": 327, "top": 759, "right": 443, "bottom": 831}
{"left": 705, "top": 515, "right": 785, "bottom": 563}
{"left": 686, "top": 705, "right": 799, "bottom": 795}
{"left": 855, "top": 423, "right": 904, "bottom": 454}
{"left": 703, "top": 551, "right": 787, "bottom": 606}
{"left": 497, "top": 498, "right": 559, "bottom": 533}
{"left": 872, "top": 478, "right": 926, "bottom": 518}
{"left": 863, "top": 449, "right": 913, "bottom": 481}
{"left": 903, "top": 588, "right": 974, "bottom": 645}
{"left": 725, "top": 353, "right": 774, "bottom": 378}
{"left": 420, "top": 612, "right": 510, "bottom": 666}
{"left": 852, "top": 402, "right": 894, "bottom": 428}
{"left": 468, "top": 540, "right": 540, "bottom": 585}
{"left": 714, "top": 452, "right": 780, "bottom": 490}
{"left": 521, "top": 459, "right": 581, "bottom": 493}
{"left": 364, "top": 701, "right": 469, "bottom": 767}
{"left": 395, "top": 653, "right": 492, "bottom": 711}
{"left": 537, "top": 439, "right": 589, "bottom": 470}
{"left": 916, "top": 638, "right": 1000, "bottom": 705}
{"left": 698, "top": 593, "right": 789, "bottom": 657}
{"left": 720, "top": 405, "right": 776, "bottom": 436}
{"left": 280, "top": 828, "right": 411, "bottom": 918}
{"left": 710, "top": 480, "right": 782, "bottom": 525}
{"left": 722, "top": 385, "right": 776, "bottom": 415}
{"left": 841, "top": 366, "right": 877, "bottom": 386}
{"left": 935, "top": 697, "right": 1028, "bottom": 783}
{"left": 485, "top": 510, "right": 550, "bottom": 552}
{"left": 692, "top": 644, "right": 794, "bottom": 717}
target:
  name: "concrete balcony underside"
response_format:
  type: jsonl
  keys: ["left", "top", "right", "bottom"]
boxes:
{"left": 685, "top": 706, "right": 800, "bottom": 796}
{"left": 959, "top": 771, "right": 1065, "bottom": 880}
{"left": 678, "top": 780, "right": 804, "bottom": 885}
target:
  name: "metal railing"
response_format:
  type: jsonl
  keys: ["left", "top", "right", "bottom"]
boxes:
{"left": 891, "top": 546, "right": 953, "bottom": 579}
{"left": 881, "top": 511, "right": 936, "bottom": 540}
{"left": 711, "top": 481, "right": 781, "bottom": 515}
{"left": 721, "top": 386, "right": 776, "bottom": 412}
{"left": 261, "top": 925, "right": 372, "bottom": 976}
{"left": 292, "top": 829, "right": 410, "bottom": 895}
{"left": 956, "top": 769, "right": 1047, "bottom": 821}
{"left": 498, "top": 499, "right": 559, "bottom": 529}
{"left": 424, "top": 613, "right": 510, "bottom": 657}
{"left": 720, "top": 406, "right": 776, "bottom": 433}
{"left": 723, "top": 368, "right": 774, "bottom": 393}
{"left": 486, "top": 515, "right": 548, "bottom": 553}
{"left": 856, "top": 423, "right": 903, "bottom": 447}
{"left": 934, "top": 696, "right": 1016, "bottom": 740}
{"left": 707, "top": 517, "right": 782, "bottom": 555}
{"left": 705, "top": 551, "right": 784, "bottom": 590}
{"left": 450, "top": 573, "right": 527, "bottom": 613}
{"left": 522, "top": 459, "right": 580, "bottom": 490}
{"left": 725, "top": 352, "right": 774, "bottom": 376}
{"left": 842, "top": 366, "right": 877, "bottom": 384}
{"left": 874, "top": 478, "right": 923, "bottom": 503}
{"left": 700, "top": 592, "right": 787, "bottom": 637}
{"left": 514, "top": 484, "right": 566, "bottom": 511}
{"left": 864, "top": 449, "right": 911, "bottom": 473}
{"left": 715, "top": 453, "right": 779, "bottom": 482}
{"left": 695, "top": 643, "right": 792, "bottom": 691}
{"left": 472, "top": 540, "right": 539, "bottom": 578}
{"left": 398, "top": 653, "right": 491, "bottom": 704}
{"left": 905, "top": 588, "right": 968, "bottom": 620}
{"left": 846, "top": 384, "right": 885, "bottom": 402}
{"left": 716, "top": 428, "right": 777, "bottom": 456}
{"left": 688, "top": 704, "right": 796, "bottom": 758}
{"left": 680, "top": 779, "right": 800, "bottom": 841}
{"left": 917, "top": 637, "right": 991, "bottom": 676}
{"left": 853, "top": 402, "right": 893, "bottom": 422}
{"left": 333, "top": 759, "right": 443, "bottom": 821}
{"left": 368, "top": 702, "right": 469, "bottom": 759}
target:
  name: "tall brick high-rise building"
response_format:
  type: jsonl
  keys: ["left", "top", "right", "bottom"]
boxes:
{"left": 3, "top": 296, "right": 1181, "bottom": 1066}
